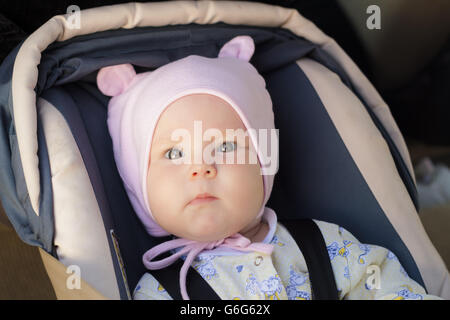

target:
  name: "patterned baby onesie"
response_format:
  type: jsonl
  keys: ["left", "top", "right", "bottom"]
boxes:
{"left": 133, "top": 220, "right": 442, "bottom": 300}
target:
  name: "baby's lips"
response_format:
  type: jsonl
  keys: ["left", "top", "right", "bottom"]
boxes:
{"left": 187, "top": 192, "right": 218, "bottom": 206}
{"left": 188, "top": 197, "right": 218, "bottom": 206}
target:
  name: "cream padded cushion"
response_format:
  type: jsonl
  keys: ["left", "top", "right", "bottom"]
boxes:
{"left": 38, "top": 98, "right": 120, "bottom": 300}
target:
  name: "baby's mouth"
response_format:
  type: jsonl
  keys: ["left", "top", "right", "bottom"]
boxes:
{"left": 188, "top": 193, "right": 218, "bottom": 206}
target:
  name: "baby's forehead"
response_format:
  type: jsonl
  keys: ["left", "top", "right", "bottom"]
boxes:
{"left": 154, "top": 121, "right": 249, "bottom": 145}
{"left": 154, "top": 94, "right": 247, "bottom": 137}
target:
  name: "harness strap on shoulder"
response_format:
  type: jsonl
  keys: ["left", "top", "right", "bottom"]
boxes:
{"left": 280, "top": 219, "right": 339, "bottom": 300}
{"left": 150, "top": 252, "right": 220, "bottom": 300}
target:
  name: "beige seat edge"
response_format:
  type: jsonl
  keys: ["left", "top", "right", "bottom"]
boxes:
{"left": 38, "top": 248, "right": 108, "bottom": 300}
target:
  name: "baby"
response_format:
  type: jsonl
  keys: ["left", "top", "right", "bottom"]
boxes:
{"left": 97, "top": 36, "right": 440, "bottom": 300}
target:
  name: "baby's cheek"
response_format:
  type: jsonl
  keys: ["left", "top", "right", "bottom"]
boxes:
{"left": 221, "top": 163, "right": 263, "bottom": 207}
{"left": 147, "top": 165, "right": 180, "bottom": 219}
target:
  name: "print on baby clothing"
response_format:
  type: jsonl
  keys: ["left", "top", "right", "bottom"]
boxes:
{"left": 393, "top": 285, "right": 424, "bottom": 300}
{"left": 193, "top": 256, "right": 219, "bottom": 281}
{"left": 386, "top": 250, "right": 409, "bottom": 278}
{"left": 358, "top": 244, "right": 371, "bottom": 264}
{"left": 245, "top": 274, "right": 284, "bottom": 300}
{"left": 285, "top": 266, "right": 310, "bottom": 300}
{"left": 270, "top": 235, "right": 286, "bottom": 247}
{"left": 327, "top": 240, "right": 353, "bottom": 260}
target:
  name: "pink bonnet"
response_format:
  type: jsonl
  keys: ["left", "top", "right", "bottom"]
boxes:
{"left": 97, "top": 35, "right": 277, "bottom": 238}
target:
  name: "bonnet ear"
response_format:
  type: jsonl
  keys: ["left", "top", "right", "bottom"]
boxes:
{"left": 96, "top": 63, "right": 137, "bottom": 96}
{"left": 218, "top": 35, "right": 255, "bottom": 62}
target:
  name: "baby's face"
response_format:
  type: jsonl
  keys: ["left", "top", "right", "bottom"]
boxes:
{"left": 147, "top": 94, "right": 264, "bottom": 241}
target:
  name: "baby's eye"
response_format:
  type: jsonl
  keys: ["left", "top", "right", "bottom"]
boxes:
{"left": 217, "top": 141, "right": 237, "bottom": 153}
{"left": 164, "top": 148, "right": 183, "bottom": 160}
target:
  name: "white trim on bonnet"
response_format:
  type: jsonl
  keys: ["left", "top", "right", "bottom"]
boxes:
{"left": 12, "top": 0, "right": 414, "bottom": 216}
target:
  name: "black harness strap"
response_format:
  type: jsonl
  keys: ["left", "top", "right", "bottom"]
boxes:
{"left": 150, "top": 253, "right": 221, "bottom": 300}
{"left": 152, "top": 219, "right": 338, "bottom": 300}
{"left": 280, "top": 219, "right": 339, "bottom": 300}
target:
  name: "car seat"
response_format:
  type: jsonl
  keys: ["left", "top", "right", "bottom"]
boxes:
{"left": 0, "top": 0, "right": 448, "bottom": 299}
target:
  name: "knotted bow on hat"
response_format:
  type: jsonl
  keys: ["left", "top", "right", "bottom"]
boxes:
{"left": 97, "top": 35, "right": 278, "bottom": 300}
{"left": 143, "top": 213, "right": 276, "bottom": 300}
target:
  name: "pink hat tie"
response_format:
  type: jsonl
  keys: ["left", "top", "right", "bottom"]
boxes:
{"left": 143, "top": 232, "right": 274, "bottom": 300}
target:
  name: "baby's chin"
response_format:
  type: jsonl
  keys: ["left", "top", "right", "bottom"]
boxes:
{"left": 183, "top": 220, "right": 234, "bottom": 242}
{"left": 178, "top": 210, "right": 238, "bottom": 242}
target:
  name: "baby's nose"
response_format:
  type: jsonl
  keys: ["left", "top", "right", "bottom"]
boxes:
{"left": 190, "top": 164, "right": 217, "bottom": 179}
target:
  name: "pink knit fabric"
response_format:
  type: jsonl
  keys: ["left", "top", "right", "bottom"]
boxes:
{"left": 97, "top": 35, "right": 278, "bottom": 299}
